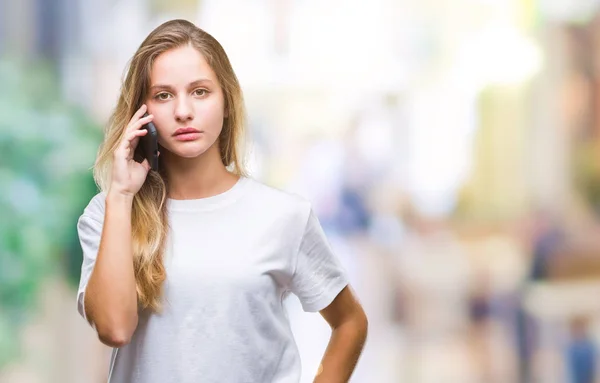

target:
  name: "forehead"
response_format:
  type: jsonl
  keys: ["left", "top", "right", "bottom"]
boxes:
{"left": 150, "top": 44, "right": 217, "bottom": 84}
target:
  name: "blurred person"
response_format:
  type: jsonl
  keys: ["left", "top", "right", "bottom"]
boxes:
{"left": 516, "top": 211, "right": 564, "bottom": 383}
{"left": 334, "top": 181, "right": 371, "bottom": 236}
{"left": 566, "top": 316, "right": 597, "bottom": 383}
{"left": 467, "top": 270, "right": 496, "bottom": 383}
{"left": 75, "top": 19, "right": 367, "bottom": 383}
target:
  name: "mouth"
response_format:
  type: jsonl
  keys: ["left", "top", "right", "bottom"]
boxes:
{"left": 173, "top": 127, "right": 201, "bottom": 136}
{"left": 173, "top": 127, "right": 203, "bottom": 141}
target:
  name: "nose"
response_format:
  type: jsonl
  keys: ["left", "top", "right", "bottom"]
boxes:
{"left": 174, "top": 95, "right": 194, "bottom": 123}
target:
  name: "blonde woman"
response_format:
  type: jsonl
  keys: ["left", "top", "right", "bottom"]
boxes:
{"left": 76, "top": 19, "right": 367, "bottom": 383}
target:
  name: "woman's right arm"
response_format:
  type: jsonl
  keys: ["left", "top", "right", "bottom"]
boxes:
{"left": 84, "top": 191, "right": 138, "bottom": 347}
{"left": 82, "top": 105, "right": 155, "bottom": 347}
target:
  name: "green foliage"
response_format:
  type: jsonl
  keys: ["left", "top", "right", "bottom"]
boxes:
{"left": 0, "top": 57, "right": 102, "bottom": 367}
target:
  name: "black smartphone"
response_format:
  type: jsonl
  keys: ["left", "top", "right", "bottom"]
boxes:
{"left": 137, "top": 112, "right": 159, "bottom": 171}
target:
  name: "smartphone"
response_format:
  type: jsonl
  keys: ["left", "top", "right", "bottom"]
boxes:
{"left": 137, "top": 112, "right": 159, "bottom": 171}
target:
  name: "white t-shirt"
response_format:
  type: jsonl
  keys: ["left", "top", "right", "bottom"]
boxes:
{"left": 76, "top": 176, "right": 349, "bottom": 383}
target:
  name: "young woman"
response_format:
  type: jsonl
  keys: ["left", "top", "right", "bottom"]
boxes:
{"left": 76, "top": 19, "right": 367, "bottom": 383}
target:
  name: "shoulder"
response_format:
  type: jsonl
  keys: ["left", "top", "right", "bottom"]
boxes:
{"left": 76, "top": 192, "right": 106, "bottom": 237}
{"left": 244, "top": 177, "right": 312, "bottom": 226}
{"left": 80, "top": 192, "right": 107, "bottom": 222}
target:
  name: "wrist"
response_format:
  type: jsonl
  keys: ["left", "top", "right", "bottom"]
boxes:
{"left": 106, "top": 188, "right": 135, "bottom": 205}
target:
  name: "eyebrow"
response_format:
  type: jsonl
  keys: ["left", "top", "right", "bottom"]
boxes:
{"left": 149, "top": 78, "right": 214, "bottom": 92}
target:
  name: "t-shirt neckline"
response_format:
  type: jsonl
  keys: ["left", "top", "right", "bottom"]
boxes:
{"left": 167, "top": 176, "right": 250, "bottom": 212}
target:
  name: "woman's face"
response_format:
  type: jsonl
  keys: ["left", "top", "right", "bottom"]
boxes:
{"left": 146, "top": 44, "right": 226, "bottom": 159}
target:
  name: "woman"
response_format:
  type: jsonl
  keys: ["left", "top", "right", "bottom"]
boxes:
{"left": 76, "top": 19, "right": 368, "bottom": 383}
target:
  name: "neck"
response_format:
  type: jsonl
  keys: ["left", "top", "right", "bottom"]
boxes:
{"left": 162, "top": 143, "right": 240, "bottom": 200}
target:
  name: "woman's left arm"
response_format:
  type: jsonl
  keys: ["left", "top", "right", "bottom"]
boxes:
{"left": 314, "top": 285, "right": 368, "bottom": 383}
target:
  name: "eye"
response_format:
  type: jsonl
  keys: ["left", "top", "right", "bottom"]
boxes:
{"left": 193, "top": 89, "right": 208, "bottom": 97}
{"left": 154, "top": 92, "right": 172, "bottom": 101}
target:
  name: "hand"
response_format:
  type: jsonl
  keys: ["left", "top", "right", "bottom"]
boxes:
{"left": 109, "top": 104, "right": 156, "bottom": 197}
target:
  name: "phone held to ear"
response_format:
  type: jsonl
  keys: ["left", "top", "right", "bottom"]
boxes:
{"left": 138, "top": 112, "right": 159, "bottom": 171}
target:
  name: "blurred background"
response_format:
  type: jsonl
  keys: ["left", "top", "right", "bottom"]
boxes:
{"left": 3, "top": 0, "right": 600, "bottom": 382}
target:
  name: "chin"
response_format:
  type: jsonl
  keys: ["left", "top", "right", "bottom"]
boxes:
{"left": 162, "top": 143, "right": 210, "bottom": 159}
{"left": 174, "top": 148, "right": 209, "bottom": 159}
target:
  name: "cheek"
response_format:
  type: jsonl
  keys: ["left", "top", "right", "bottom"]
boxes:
{"left": 148, "top": 109, "right": 171, "bottom": 141}
{"left": 197, "top": 98, "right": 225, "bottom": 132}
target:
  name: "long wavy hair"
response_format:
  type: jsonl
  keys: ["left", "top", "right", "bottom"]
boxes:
{"left": 93, "top": 19, "right": 248, "bottom": 312}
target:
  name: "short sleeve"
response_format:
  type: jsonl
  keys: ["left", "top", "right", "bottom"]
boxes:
{"left": 76, "top": 193, "right": 106, "bottom": 323}
{"left": 289, "top": 208, "right": 349, "bottom": 312}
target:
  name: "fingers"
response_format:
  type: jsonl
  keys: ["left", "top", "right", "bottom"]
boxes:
{"left": 116, "top": 128, "right": 148, "bottom": 160}
{"left": 141, "top": 158, "right": 151, "bottom": 172}
{"left": 128, "top": 127, "right": 148, "bottom": 149}
{"left": 116, "top": 105, "right": 156, "bottom": 163}
{"left": 121, "top": 127, "right": 147, "bottom": 147}
{"left": 126, "top": 104, "right": 148, "bottom": 130}
{"left": 127, "top": 113, "right": 154, "bottom": 134}
{"left": 129, "top": 127, "right": 148, "bottom": 140}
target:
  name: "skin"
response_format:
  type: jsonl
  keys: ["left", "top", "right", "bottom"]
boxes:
{"left": 316, "top": 286, "right": 368, "bottom": 382}
{"left": 146, "top": 43, "right": 238, "bottom": 199}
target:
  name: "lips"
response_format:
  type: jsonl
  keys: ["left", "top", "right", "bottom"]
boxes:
{"left": 173, "top": 127, "right": 201, "bottom": 136}
{"left": 173, "top": 127, "right": 203, "bottom": 142}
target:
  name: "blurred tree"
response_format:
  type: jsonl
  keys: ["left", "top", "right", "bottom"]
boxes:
{"left": 0, "top": 57, "right": 102, "bottom": 367}
{"left": 573, "top": 140, "right": 600, "bottom": 215}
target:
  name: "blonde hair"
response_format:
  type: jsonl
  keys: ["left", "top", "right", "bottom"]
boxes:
{"left": 94, "top": 19, "right": 248, "bottom": 311}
